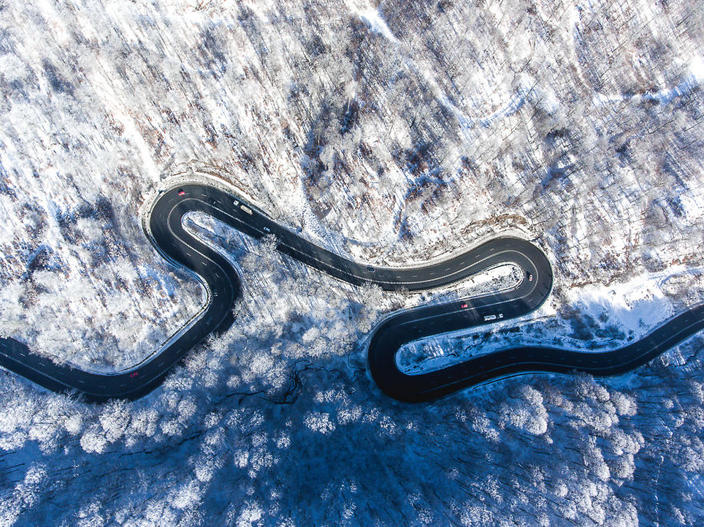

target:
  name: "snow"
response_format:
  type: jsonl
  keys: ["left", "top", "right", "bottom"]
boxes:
{"left": 0, "top": 0, "right": 703, "bottom": 525}
{"left": 594, "top": 55, "right": 704, "bottom": 107}
{"left": 691, "top": 56, "right": 704, "bottom": 83}
{"left": 398, "top": 266, "right": 699, "bottom": 375}
{"left": 357, "top": 7, "right": 398, "bottom": 43}
{"left": 565, "top": 268, "right": 681, "bottom": 334}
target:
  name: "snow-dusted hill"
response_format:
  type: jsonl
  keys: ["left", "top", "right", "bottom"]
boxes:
{"left": 1, "top": 0, "right": 703, "bottom": 525}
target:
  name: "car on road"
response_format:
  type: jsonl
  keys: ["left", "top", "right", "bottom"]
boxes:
{"left": 527, "top": 272, "right": 533, "bottom": 281}
{"left": 178, "top": 189, "right": 186, "bottom": 196}
{"left": 367, "top": 266, "right": 375, "bottom": 272}
{"left": 130, "top": 371, "right": 139, "bottom": 378}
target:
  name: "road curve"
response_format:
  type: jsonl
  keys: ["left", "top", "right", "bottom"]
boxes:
{"left": 0, "top": 181, "right": 701, "bottom": 402}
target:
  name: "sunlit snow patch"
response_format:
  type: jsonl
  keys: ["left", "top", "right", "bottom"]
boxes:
{"left": 595, "top": 56, "right": 704, "bottom": 106}
{"left": 397, "top": 267, "right": 701, "bottom": 375}
{"left": 357, "top": 8, "right": 398, "bottom": 43}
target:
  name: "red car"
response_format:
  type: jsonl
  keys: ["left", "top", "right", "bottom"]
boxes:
{"left": 130, "top": 371, "right": 139, "bottom": 378}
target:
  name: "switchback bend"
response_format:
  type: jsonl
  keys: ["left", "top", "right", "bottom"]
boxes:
{"left": 1, "top": 182, "right": 699, "bottom": 402}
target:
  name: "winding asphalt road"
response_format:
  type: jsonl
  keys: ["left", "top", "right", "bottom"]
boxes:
{"left": 1, "top": 181, "right": 702, "bottom": 402}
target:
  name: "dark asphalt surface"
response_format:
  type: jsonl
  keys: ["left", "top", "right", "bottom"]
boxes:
{"left": 0, "top": 181, "right": 701, "bottom": 402}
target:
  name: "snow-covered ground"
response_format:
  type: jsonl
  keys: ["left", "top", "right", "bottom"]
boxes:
{"left": 1, "top": 0, "right": 704, "bottom": 525}
{"left": 399, "top": 266, "right": 704, "bottom": 374}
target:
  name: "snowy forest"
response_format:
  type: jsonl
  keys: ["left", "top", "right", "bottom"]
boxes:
{"left": 1, "top": 0, "right": 704, "bottom": 525}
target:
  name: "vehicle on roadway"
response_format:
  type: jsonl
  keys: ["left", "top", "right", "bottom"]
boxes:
{"left": 4, "top": 180, "right": 702, "bottom": 404}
